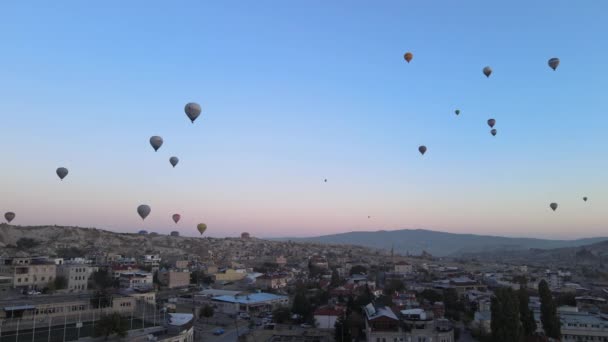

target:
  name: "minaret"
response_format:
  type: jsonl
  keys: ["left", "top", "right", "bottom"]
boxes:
{"left": 391, "top": 244, "right": 395, "bottom": 263}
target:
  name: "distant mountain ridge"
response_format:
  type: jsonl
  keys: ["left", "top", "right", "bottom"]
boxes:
{"left": 278, "top": 229, "right": 608, "bottom": 257}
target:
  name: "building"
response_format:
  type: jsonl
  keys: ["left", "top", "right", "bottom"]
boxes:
{"left": 364, "top": 303, "right": 402, "bottom": 342}
{"left": 57, "top": 264, "right": 98, "bottom": 292}
{"left": 394, "top": 261, "right": 414, "bottom": 274}
{"left": 309, "top": 256, "right": 329, "bottom": 269}
{"left": 140, "top": 254, "right": 161, "bottom": 268}
{"left": 448, "top": 277, "right": 487, "bottom": 295}
{"left": 158, "top": 269, "right": 190, "bottom": 289}
{"left": 314, "top": 306, "right": 344, "bottom": 329}
{"left": 120, "top": 288, "right": 156, "bottom": 304}
{"left": 170, "top": 231, "right": 180, "bottom": 237}
{"left": 0, "top": 276, "right": 12, "bottom": 293}
{"left": 241, "top": 232, "right": 251, "bottom": 239}
{"left": 119, "top": 272, "right": 153, "bottom": 290}
{"left": 0, "top": 257, "right": 56, "bottom": 290}
{"left": 211, "top": 292, "right": 289, "bottom": 315}
{"left": 213, "top": 268, "right": 247, "bottom": 282}
{"left": 175, "top": 260, "right": 189, "bottom": 269}
{"left": 402, "top": 309, "right": 454, "bottom": 342}
{"left": 256, "top": 274, "right": 288, "bottom": 290}
{"left": 533, "top": 307, "right": 608, "bottom": 342}
{"left": 276, "top": 256, "right": 287, "bottom": 267}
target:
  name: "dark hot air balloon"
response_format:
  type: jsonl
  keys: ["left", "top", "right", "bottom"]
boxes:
{"left": 169, "top": 157, "right": 179, "bottom": 168}
{"left": 404, "top": 52, "right": 413, "bottom": 63}
{"left": 419, "top": 145, "right": 427, "bottom": 155}
{"left": 172, "top": 214, "right": 181, "bottom": 224}
{"left": 137, "top": 205, "right": 151, "bottom": 220}
{"left": 548, "top": 58, "right": 560, "bottom": 71}
{"left": 491, "top": 129, "right": 497, "bottom": 136}
{"left": 550, "top": 203, "right": 558, "bottom": 211}
{"left": 185, "top": 102, "right": 202, "bottom": 123}
{"left": 150, "top": 136, "right": 163, "bottom": 152}
{"left": 487, "top": 119, "right": 496, "bottom": 128}
{"left": 583, "top": 197, "right": 588, "bottom": 202}
{"left": 4, "top": 212, "right": 15, "bottom": 223}
{"left": 56, "top": 167, "right": 69, "bottom": 180}
{"left": 455, "top": 109, "right": 460, "bottom": 115}
{"left": 197, "top": 223, "right": 207, "bottom": 235}
{"left": 483, "top": 66, "right": 492, "bottom": 78}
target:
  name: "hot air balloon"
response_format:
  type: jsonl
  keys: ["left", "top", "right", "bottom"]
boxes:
{"left": 487, "top": 119, "right": 496, "bottom": 128}
{"left": 137, "top": 205, "right": 151, "bottom": 220}
{"left": 491, "top": 129, "right": 497, "bottom": 136}
{"left": 403, "top": 52, "right": 413, "bottom": 63}
{"left": 197, "top": 223, "right": 207, "bottom": 235}
{"left": 324, "top": 179, "right": 327, "bottom": 183}
{"left": 185, "top": 102, "right": 202, "bottom": 123}
{"left": 418, "top": 145, "right": 427, "bottom": 155}
{"left": 550, "top": 203, "right": 558, "bottom": 211}
{"left": 56, "top": 167, "right": 69, "bottom": 180}
{"left": 583, "top": 197, "right": 588, "bottom": 202}
{"left": 455, "top": 109, "right": 460, "bottom": 115}
{"left": 169, "top": 157, "right": 179, "bottom": 168}
{"left": 368, "top": 216, "right": 371, "bottom": 219}
{"left": 172, "top": 214, "right": 181, "bottom": 224}
{"left": 4, "top": 212, "right": 15, "bottom": 223}
{"left": 150, "top": 136, "right": 163, "bottom": 152}
{"left": 483, "top": 66, "right": 492, "bottom": 78}
{"left": 548, "top": 58, "right": 560, "bottom": 71}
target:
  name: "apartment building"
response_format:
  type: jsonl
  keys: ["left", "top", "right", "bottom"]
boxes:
{"left": 158, "top": 269, "right": 190, "bottom": 289}
{"left": 0, "top": 257, "right": 56, "bottom": 290}
{"left": 119, "top": 272, "right": 153, "bottom": 290}
{"left": 57, "top": 264, "right": 98, "bottom": 292}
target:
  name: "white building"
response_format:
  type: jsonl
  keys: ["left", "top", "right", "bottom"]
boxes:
{"left": 211, "top": 292, "right": 289, "bottom": 315}
{"left": 314, "top": 306, "right": 344, "bottom": 329}
{"left": 119, "top": 272, "right": 153, "bottom": 290}
{"left": 57, "top": 264, "right": 98, "bottom": 292}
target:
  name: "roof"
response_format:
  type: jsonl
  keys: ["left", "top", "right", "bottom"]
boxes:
{"left": 212, "top": 293, "right": 288, "bottom": 304}
{"left": 314, "top": 307, "right": 344, "bottom": 316}
{"left": 168, "top": 313, "right": 193, "bottom": 326}
{"left": 364, "top": 304, "right": 398, "bottom": 321}
{"left": 4, "top": 305, "right": 35, "bottom": 311}
{"left": 199, "top": 289, "right": 242, "bottom": 297}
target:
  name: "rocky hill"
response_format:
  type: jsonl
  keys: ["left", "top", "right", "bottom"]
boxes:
{"left": 279, "top": 228, "right": 608, "bottom": 257}
{"left": 0, "top": 224, "right": 380, "bottom": 264}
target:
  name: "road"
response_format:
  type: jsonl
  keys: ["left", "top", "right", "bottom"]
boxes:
{"left": 197, "top": 326, "right": 250, "bottom": 342}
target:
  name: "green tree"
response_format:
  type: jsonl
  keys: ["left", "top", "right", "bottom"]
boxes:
{"left": 539, "top": 280, "right": 561, "bottom": 339}
{"left": 518, "top": 286, "right": 537, "bottom": 338}
{"left": 349, "top": 311, "right": 364, "bottom": 341}
{"left": 330, "top": 269, "right": 342, "bottom": 288}
{"left": 54, "top": 275, "right": 68, "bottom": 290}
{"left": 354, "top": 285, "right": 374, "bottom": 307}
{"left": 292, "top": 288, "right": 312, "bottom": 321}
{"left": 56, "top": 247, "right": 86, "bottom": 259}
{"left": 556, "top": 292, "right": 577, "bottom": 307}
{"left": 419, "top": 289, "right": 443, "bottom": 304}
{"left": 91, "top": 269, "right": 114, "bottom": 290}
{"left": 90, "top": 290, "right": 113, "bottom": 309}
{"left": 199, "top": 304, "right": 214, "bottom": 323}
{"left": 334, "top": 315, "right": 352, "bottom": 342}
{"left": 384, "top": 279, "right": 405, "bottom": 295}
{"left": 273, "top": 306, "right": 291, "bottom": 324}
{"left": 491, "top": 287, "right": 523, "bottom": 342}
{"left": 16, "top": 238, "right": 39, "bottom": 249}
{"left": 94, "top": 312, "right": 128, "bottom": 340}
{"left": 349, "top": 265, "right": 367, "bottom": 276}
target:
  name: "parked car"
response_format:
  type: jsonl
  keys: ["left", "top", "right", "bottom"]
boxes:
{"left": 213, "top": 328, "right": 225, "bottom": 335}
{"left": 239, "top": 312, "right": 250, "bottom": 320}
{"left": 300, "top": 323, "right": 312, "bottom": 328}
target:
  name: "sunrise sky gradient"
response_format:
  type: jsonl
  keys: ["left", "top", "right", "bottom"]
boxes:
{"left": 1, "top": 1, "right": 607, "bottom": 238}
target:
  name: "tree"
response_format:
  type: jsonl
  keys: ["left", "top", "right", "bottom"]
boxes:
{"left": 419, "top": 289, "right": 443, "bottom": 304}
{"left": 349, "top": 265, "right": 367, "bottom": 276}
{"left": 354, "top": 285, "right": 374, "bottom": 308}
{"left": 330, "top": 269, "right": 342, "bottom": 288}
{"left": 199, "top": 304, "right": 214, "bottom": 323}
{"left": 539, "top": 280, "right": 561, "bottom": 339}
{"left": 94, "top": 313, "right": 128, "bottom": 340}
{"left": 556, "top": 292, "right": 577, "bottom": 307}
{"left": 491, "top": 287, "right": 523, "bottom": 342}
{"left": 334, "top": 315, "right": 352, "bottom": 342}
{"left": 292, "top": 288, "right": 312, "bottom": 321}
{"left": 384, "top": 279, "right": 405, "bottom": 295}
{"left": 56, "top": 247, "right": 86, "bottom": 259}
{"left": 349, "top": 311, "right": 364, "bottom": 341}
{"left": 273, "top": 306, "right": 291, "bottom": 324}
{"left": 54, "top": 275, "right": 68, "bottom": 290}
{"left": 518, "top": 286, "right": 537, "bottom": 338}
{"left": 91, "top": 269, "right": 114, "bottom": 290}
{"left": 16, "top": 238, "right": 39, "bottom": 249}
{"left": 90, "top": 290, "right": 113, "bottom": 309}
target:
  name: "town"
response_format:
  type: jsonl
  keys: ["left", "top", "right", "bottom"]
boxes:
{"left": 1, "top": 225, "right": 607, "bottom": 341}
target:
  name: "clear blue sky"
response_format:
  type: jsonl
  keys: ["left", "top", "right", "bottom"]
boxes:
{"left": 1, "top": 1, "right": 607, "bottom": 239}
